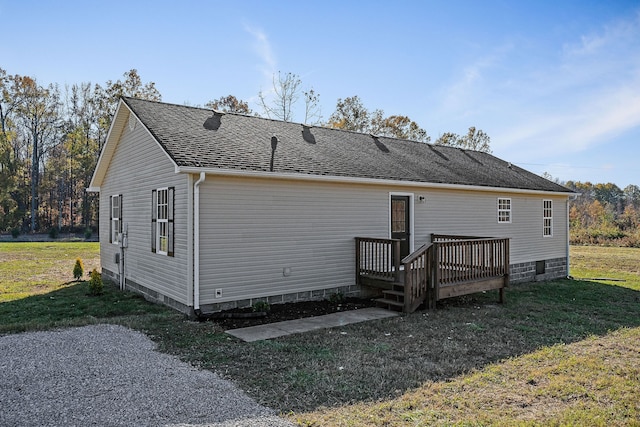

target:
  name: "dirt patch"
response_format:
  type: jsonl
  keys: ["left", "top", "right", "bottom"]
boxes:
{"left": 205, "top": 297, "right": 379, "bottom": 330}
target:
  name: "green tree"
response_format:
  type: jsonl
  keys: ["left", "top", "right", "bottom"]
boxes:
{"left": 623, "top": 184, "right": 640, "bottom": 209}
{"left": 327, "top": 95, "right": 372, "bottom": 133}
{"left": 593, "top": 183, "right": 623, "bottom": 213}
{"left": 327, "top": 95, "right": 430, "bottom": 142}
{"left": 93, "top": 69, "right": 161, "bottom": 149}
{"left": 73, "top": 258, "right": 84, "bottom": 281}
{"left": 435, "top": 126, "right": 491, "bottom": 153}
{"left": 206, "top": 95, "right": 253, "bottom": 114}
{"left": 618, "top": 204, "right": 640, "bottom": 231}
{"left": 0, "top": 69, "right": 22, "bottom": 231}
{"left": 372, "top": 114, "right": 430, "bottom": 142}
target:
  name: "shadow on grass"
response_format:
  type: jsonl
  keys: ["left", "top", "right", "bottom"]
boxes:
{"left": 194, "top": 278, "right": 640, "bottom": 412}
{"left": 2, "top": 277, "right": 639, "bottom": 414}
{"left": 0, "top": 281, "right": 172, "bottom": 335}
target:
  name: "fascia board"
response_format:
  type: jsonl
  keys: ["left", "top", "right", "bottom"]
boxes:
{"left": 175, "top": 166, "right": 576, "bottom": 197}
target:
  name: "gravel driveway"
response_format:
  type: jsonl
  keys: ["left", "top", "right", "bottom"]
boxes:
{"left": 0, "top": 324, "right": 295, "bottom": 427}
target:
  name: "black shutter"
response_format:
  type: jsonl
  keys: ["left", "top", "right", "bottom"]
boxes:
{"left": 168, "top": 187, "right": 175, "bottom": 257}
{"left": 118, "top": 195, "right": 123, "bottom": 235}
{"left": 151, "top": 189, "right": 157, "bottom": 253}
{"left": 109, "top": 196, "right": 113, "bottom": 243}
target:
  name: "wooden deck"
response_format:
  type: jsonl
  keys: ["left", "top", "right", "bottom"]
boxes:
{"left": 355, "top": 234, "right": 510, "bottom": 313}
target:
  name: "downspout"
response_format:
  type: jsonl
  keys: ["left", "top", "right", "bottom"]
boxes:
{"left": 193, "top": 172, "right": 206, "bottom": 314}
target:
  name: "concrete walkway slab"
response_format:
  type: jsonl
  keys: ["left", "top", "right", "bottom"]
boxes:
{"left": 225, "top": 307, "right": 399, "bottom": 342}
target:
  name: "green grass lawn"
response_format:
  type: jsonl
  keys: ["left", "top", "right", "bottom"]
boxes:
{"left": 1, "top": 243, "right": 639, "bottom": 425}
{"left": 0, "top": 242, "right": 176, "bottom": 333}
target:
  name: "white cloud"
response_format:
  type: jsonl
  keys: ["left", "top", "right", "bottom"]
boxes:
{"left": 563, "top": 10, "right": 640, "bottom": 58}
{"left": 244, "top": 24, "right": 277, "bottom": 82}
{"left": 472, "top": 11, "right": 640, "bottom": 161}
{"left": 439, "top": 43, "right": 514, "bottom": 118}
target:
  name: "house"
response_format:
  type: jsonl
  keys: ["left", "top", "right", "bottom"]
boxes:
{"left": 88, "top": 97, "right": 575, "bottom": 316}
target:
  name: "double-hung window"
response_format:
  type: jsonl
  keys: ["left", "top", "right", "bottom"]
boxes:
{"left": 110, "top": 194, "right": 122, "bottom": 244}
{"left": 497, "top": 198, "right": 511, "bottom": 223}
{"left": 152, "top": 187, "right": 174, "bottom": 256}
{"left": 543, "top": 200, "right": 553, "bottom": 237}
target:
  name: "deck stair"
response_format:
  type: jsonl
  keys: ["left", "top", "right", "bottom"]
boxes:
{"left": 376, "top": 283, "right": 406, "bottom": 311}
{"left": 356, "top": 234, "right": 510, "bottom": 313}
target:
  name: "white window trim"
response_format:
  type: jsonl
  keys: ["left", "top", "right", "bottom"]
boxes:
{"left": 497, "top": 198, "right": 512, "bottom": 224}
{"left": 111, "top": 194, "right": 121, "bottom": 244}
{"left": 543, "top": 199, "right": 553, "bottom": 237}
{"left": 156, "top": 187, "right": 169, "bottom": 256}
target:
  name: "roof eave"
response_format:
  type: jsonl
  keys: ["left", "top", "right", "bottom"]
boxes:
{"left": 175, "top": 166, "right": 575, "bottom": 196}
{"left": 88, "top": 100, "right": 128, "bottom": 190}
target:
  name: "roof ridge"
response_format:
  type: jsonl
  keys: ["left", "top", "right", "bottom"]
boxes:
{"left": 122, "top": 96, "right": 465, "bottom": 151}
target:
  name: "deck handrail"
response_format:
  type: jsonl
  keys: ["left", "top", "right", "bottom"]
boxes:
{"left": 432, "top": 233, "right": 490, "bottom": 241}
{"left": 355, "top": 237, "right": 401, "bottom": 283}
{"left": 401, "top": 243, "right": 437, "bottom": 312}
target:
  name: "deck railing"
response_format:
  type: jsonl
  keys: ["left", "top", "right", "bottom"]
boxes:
{"left": 432, "top": 234, "right": 510, "bottom": 285}
{"left": 356, "top": 234, "right": 510, "bottom": 312}
{"left": 355, "top": 237, "right": 401, "bottom": 282}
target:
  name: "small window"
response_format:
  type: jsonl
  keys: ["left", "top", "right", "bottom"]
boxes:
{"left": 152, "top": 187, "right": 174, "bottom": 256}
{"left": 110, "top": 195, "right": 122, "bottom": 244}
{"left": 498, "top": 198, "right": 511, "bottom": 223}
{"left": 543, "top": 200, "right": 553, "bottom": 237}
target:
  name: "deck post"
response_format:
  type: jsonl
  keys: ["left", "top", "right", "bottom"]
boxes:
{"left": 429, "top": 242, "right": 439, "bottom": 309}
{"left": 355, "top": 238, "right": 361, "bottom": 286}
{"left": 393, "top": 239, "right": 401, "bottom": 282}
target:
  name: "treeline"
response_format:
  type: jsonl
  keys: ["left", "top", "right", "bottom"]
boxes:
{"left": 5, "top": 67, "right": 632, "bottom": 247}
{"left": 0, "top": 69, "right": 160, "bottom": 235}
{"left": 565, "top": 181, "right": 640, "bottom": 247}
{"left": 1, "top": 68, "right": 494, "bottom": 236}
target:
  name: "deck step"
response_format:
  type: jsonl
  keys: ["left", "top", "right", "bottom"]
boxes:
{"left": 382, "top": 289, "right": 404, "bottom": 297}
{"left": 391, "top": 283, "right": 405, "bottom": 292}
{"left": 375, "top": 298, "right": 404, "bottom": 311}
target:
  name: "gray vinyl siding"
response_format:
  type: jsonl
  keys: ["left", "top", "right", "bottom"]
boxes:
{"left": 99, "top": 114, "right": 190, "bottom": 305}
{"left": 198, "top": 178, "right": 387, "bottom": 304}
{"left": 198, "top": 177, "right": 568, "bottom": 304}
{"left": 414, "top": 189, "right": 568, "bottom": 264}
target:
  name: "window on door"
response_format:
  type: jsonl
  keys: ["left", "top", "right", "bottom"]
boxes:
{"left": 391, "top": 199, "right": 406, "bottom": 233}
{"left": 390, "top": 195, "right": 411, "bottom": 260}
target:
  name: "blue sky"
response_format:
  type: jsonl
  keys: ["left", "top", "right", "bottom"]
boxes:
{"left": 3, "top": 0, "right": 639, "bottom": 189}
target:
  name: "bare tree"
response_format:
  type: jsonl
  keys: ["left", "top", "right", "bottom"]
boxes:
{"left": 258, "top": 72, "right": 321, "bottom": 124}
{"left": 13, "top": 76, "right": 62, "bottom": 231}
{"left": 303, "top": 88, "right": 322, "bottom": 125}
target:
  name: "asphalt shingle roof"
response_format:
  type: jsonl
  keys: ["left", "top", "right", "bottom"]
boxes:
{"left": 123, "top": 97, "right": 572, "bottom": 193}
